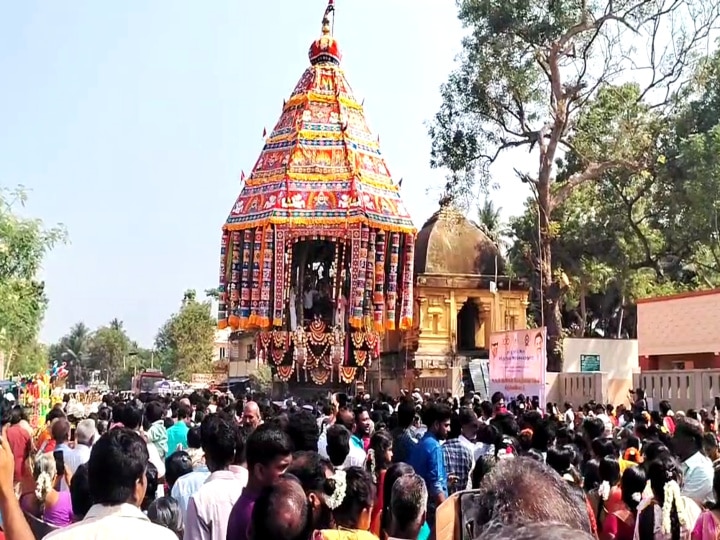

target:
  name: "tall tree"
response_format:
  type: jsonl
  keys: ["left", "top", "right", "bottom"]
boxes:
{"left": 155, "top": 290, "right": 216, "bottom": 381}
{"left": 0, "top": 186, "right": 66, "bottom": 375}
{"left": 477, "top": 199, "right": 504, "bottom": 246}
{"left": 87, "top": 323, "right": 133, "bottom": 387}
{"left": 429, "top": 0, "right": 719, "bottom": 370}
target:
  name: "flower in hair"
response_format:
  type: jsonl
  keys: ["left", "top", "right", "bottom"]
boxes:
{"left": 325, "top": 470, "right": 347, "bottom": 510}
{"left": 661, "top": 480, "right": 688, "bottom": 535}
{"left": 598, "top": 481, "right": 611, "bottom": 501}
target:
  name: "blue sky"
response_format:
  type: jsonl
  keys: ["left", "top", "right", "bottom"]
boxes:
{"left": 0, "top": 1, "right": 529, "bottom": 347}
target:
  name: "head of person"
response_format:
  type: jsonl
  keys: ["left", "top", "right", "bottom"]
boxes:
{"left": 466, "top": 457, "right": 593, "bottom": 536}
{"left": 388, "top": 473, "right": 427, "bottom": 539}
{"left": 142, "top": 462, "right": 159, "bottom": 512}
{"left": 491, "top": 392, "right": 505, "bottom": 410}
{"left": 122, "top": 406, "right": 143, "bottom": 431}
{"left": 177, "top": 404, "right": 192, "bottom": 425}
{"left": 326, "top": 424, "right": 351, "bottom": 468}
{"left": 88, "top": 428, "right": 149, "bottom": 507}
{"left": 458, "top": 407, "right": 479, "bottom": 441}
{"left": 336, "top": 408, "right": 355, "bottom": 432}
{"left": 421, "top": 402, "right": 452, "bottom": 440}
{"left": 145, "top": 401, "right": 164, "bottom": 424}
{"left": 46, "top": 407, "right": 66, "bottom": 427}
{"left": 70, "top": 463, "right": 92, "bottom": 521}
{"left": 249, "top": 475, "right": 309, "bottom": 540}
{"left": 164, "top": 451, "right": 193, "bottom": 491}
{"left": 200, "top": 412, "right": 237, "bottom": 472}
{"left": 396, "top": 398, "right": 416, "bottom": 430}
{"left": 545, "top": 446, "right": 574, "bottom": 478}
{"left": 620, "top": 465, "right": 647, "bottom": 515}
{"left": 583, "top": 417, "right": 606, "bottom": 443}
{"left": 242, "top": 401, "right": 262, "bottom": 430}
{"left": 322, "top": 466, "right": 375, "bottom": 531}
{"left": 366, "top": 430, "right": 393, "bottom": 478}
{"left": 286, "top": 409, "right": 320, "bottom": 453}
{"left": 148, "top": 496, "right": 183, "bottom": 539}
{"left": 598, "top": 455, "right": 621, "bottom": 487}
{"left": 246, "top": 425, "right": 293, "bottom": 489}
{"left": 702, "top": 433, "right": 718, "bottom": 462}
{"left": 52, "top": 417, "right": 71, "bottom": 445}
{"left": 354, "top": 406, "right": 372, "bottom": 437}
{"left": 382, "top": 463, "right": 415, "bottom": 532}
{"left": 9, "top": 406, "right": 23, "bottom": 426}
{"left": 659, "top": 400, "right": 673, "bottom": 416}
{"left": 76, "top": 419, "right": 98, "bottom": 447}
{"left": 287, "top": 451, "right": 335, "bottom": 530}
{"left": 33, "top": 452, "right": 58, "bottom": 504}
{"left": 672, "top": 416, "right": 703, "bottom": 461}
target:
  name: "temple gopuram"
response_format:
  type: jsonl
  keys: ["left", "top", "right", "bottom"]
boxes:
{"left": 218, "top": 2, "right": 529, "bottom": 396}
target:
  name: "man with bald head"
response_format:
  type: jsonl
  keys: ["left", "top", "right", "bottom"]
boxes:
{"left": 249, "top": 475, "right": 309, "bottom": 540}
{"left": 674, "top": 416, "right": 714, "bottom": 504}
{"left": 242, "top": 401, "right": 263, "bottom": 431}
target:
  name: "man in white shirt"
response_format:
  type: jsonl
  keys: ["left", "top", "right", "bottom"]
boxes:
{"left": 45, "top": 429, "right": 177, "bottom": 540}
{"left": 322, "top": 424, "right": 365, "bottom": 469}
{"left": 563, "top": 402, "right": 575, "bottom": 428}
{"left": 184, "top": 413, "right": 247, "bottom": 540}
{"left": 674, "top": 417, "right": 715, "bottom": 504}
{"left": 66, "top": 419, "right": 97, "bottom": 475}
{"left": 387, "top": 473, "right": 427, "bottom": 540}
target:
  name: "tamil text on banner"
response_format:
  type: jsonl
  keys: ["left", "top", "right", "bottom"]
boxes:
{"left": 488, "top": 327, "right": 547, "bottom": 406}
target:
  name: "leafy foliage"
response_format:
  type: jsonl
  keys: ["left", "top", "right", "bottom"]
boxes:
{"left": 430, "top": 0, "right": 719, "bottom": 369}
{"left": 154, "top": 290, "right": 216, "bottom": 381}
{"left": 0, "top": 187, "right": 66, "bottom": 376}
{"left": 250, "top": 364, "right": 273, "bottom": 394}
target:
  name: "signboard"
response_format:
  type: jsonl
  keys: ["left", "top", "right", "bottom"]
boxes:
{"left": 489, "top": 327, "right": 547, "bottom": 407}
{"left": 190, "top": 373, "right": 213, "bottom": 386}
{"left": 580, "top": 354, "right": 601, "bottom": 372}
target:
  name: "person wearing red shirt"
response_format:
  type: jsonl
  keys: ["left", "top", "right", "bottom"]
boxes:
{"left": 5, "top": 408, "right": 32, "bottom": 489}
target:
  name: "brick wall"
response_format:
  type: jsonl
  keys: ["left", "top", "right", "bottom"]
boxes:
{"left": 637, "top": 290, "right": 720, "bottom": 357}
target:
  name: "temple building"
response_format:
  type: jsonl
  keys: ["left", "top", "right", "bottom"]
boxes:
{"left": 367, "top": 201, "right": 529, "bottom": 395}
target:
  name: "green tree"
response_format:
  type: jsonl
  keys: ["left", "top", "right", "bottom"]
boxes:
{"left": 477, "top": 199, "right": 507, "bottom": 246}
{"left": 87, "top": 323, "right": 133, "bottom": 387}
{"left": 429, "top": 0, "right": 718, "bottom": 370}
{"left": 8, "top": 341, "right": 49, "bottom": 377}
{"left": 250, "top": 364, "right": 273, "bottom": 394}
{"left": 0, "top": 186, "right": 66, "bottom": 374}
{"left": 155, "top": 289, "right": 216, "bottom": 381}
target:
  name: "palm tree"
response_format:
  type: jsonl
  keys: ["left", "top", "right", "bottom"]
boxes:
{"left": 109, "top": 318, "right": 123, "bottom": 331}
{"left": 63, "top": 322, "right": 91, "bottom": 359}
{"left": 477, "top": 199, "right": 507, "bottom": 249}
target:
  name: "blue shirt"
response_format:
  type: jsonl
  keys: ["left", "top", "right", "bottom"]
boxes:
{"left": 409, "top": 432, "right": 447, "bottom": 499}
{"left": 166, "top": 421, "right": 189, "bottom": 455}
{"left": 392, "top": 427, "right": 418, "bottom": 464}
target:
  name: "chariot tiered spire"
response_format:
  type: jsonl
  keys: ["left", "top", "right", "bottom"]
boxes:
{"left": 218, "top": 0, "right": 416, "bottom": 353}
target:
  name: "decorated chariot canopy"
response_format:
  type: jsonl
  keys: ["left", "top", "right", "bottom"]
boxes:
{"left": 217, "top": 1, "right": 416, "bottom": 385}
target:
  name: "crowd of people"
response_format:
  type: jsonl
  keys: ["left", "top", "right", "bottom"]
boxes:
{"left": 0, "top": 387, "right": 717, "bottom": 540}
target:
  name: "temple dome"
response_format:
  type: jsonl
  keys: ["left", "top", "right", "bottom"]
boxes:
{"left": 414, "top": 201, "right": 506, "bottom": 276}
{"left": 309, "top": 23, "right": 341, "bottom": 65}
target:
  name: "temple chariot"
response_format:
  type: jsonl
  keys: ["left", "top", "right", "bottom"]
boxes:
{"left": 217, "top": 1, "right": 416, "bottom": 390}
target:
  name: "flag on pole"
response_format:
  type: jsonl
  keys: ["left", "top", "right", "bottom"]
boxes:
{"left": 241, "top": 171, "right": 246, "bottom": 182}
{"left": 262, "top": 127, "right": 267, "bottom": 138}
